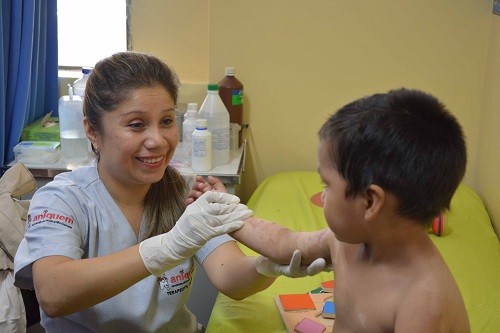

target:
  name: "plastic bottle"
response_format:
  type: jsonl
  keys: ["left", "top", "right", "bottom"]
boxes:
{"left": 182, "top": 103, "right": 198, "bottom": 163}
{"left": 218, "top": 67, "right": 244, "bottom": 147}
{"left": 181, "top": 103, "right": 198, "bottom": 165}
{"left": 229, "top": 123, "right": 242, "bottom": 157}
{"left": 191, "top": 118, "right": 212, "bottom": 172}
{"left": 198, "top": 84, "right": 230, "bottom": 166}
{"left": 73, "top": 67, "right": 93, "bottom": 155}
{"left": 73, "top": 67, "right": 92, "bottom": 97}
{"left": 58, "top": 84, "right": 89, "bottom": 165}
{"left": 175, "top": 104, "right": 186, "bottom": 141}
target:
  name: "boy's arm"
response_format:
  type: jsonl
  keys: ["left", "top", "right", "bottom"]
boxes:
{"left": 230, "top": 216, "right": 333, "bottom": 265}
{"left": 187, "top": 175, "right": 334, "bottom": 267}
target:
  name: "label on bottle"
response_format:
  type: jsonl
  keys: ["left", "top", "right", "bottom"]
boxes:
{"left": 231, "top": 90, "right": 244, "bottom": 106}
{"left": 193, "top": 139, "right": 209, "bottom": 157}
{"left": 212, "top": 128, "right": 230, "bottom": 150}
{"left": 192, "top": 133, "right": 212, "bottom": 171}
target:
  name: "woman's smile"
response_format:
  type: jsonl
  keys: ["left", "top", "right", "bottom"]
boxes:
{"left": 136, "top": 156, "right": 165, "bottom": 165}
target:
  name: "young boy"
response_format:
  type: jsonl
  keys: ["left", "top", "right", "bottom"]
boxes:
{"left": 196, "top": 88, "right": 470, "bottom": 332}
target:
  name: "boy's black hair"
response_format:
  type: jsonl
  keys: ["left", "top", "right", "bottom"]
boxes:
{"left": 318, "top": 88, "right": 467, "bottom": 223}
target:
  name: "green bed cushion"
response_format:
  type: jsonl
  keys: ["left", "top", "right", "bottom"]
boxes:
{"left": 432, "top": 182, "right": 500, "bottom": 332}
{"left": 206, "top": 171, "right": 500, "bottom": 332}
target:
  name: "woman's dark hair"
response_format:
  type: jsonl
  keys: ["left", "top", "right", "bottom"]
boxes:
{"left": 318, "top": 88, "right": 467, "bottom": 223}
{"left": 83, "top": 52, "right": 186, "bottom": 239}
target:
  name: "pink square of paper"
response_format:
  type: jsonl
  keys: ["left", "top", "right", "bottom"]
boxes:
{"left": 294, "top": 318, "right": 326, "bottom": 333}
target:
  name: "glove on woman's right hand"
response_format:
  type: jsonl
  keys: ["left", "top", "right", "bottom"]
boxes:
{"left": 139, "top": 191, "right": 252, "bottom": 276}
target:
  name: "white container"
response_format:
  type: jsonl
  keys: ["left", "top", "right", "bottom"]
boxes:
{"left": 229, "top": 123, "right": 241, "bottom": 157}
{"left": 198, "top": 84, "right": 230, "bottom": 166}
{"left": 73, "top": 67, "right": 92, "bottom": 97}
{"left": 175, "top": 103, "right": 186, "bottom": 141}
{"left": 58, "top": 85, "right": 90, "bottom": 165}
{"left": 170, "top": 144, "right": 190, "bottom": 168}
{"left": 182, "top": 104, "right": 198, "bottom": 146}
{"left": 182, "top": 103, "right": 198, "bottom": 164}
{"left": 14, "top": 141, "right": 61, "bottom": 164}
{"left": 191, "top": 118, "right": 212, "bottom": 172}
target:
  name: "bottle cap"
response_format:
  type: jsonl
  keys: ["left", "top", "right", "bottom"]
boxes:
{"left": 82, "top": 67, "right": 93, "bottom": 75}
{"left": 225, "top": 67, "right": 235, "bottom": 76}
{"left": 187, "top": 102, "right": 198, "bottom": 111}
{"left": 207, "top": 83, "right": 218, "bottom": 91}
{"left": 196, "top": 118, "right": 208, "bottom": 129}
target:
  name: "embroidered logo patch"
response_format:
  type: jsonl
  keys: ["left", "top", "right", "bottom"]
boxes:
{"left": 158, "top": 266, "right": 194, "bottom": 296}
{"left": 27, "top": 210, "right": 75, "bottom": 229}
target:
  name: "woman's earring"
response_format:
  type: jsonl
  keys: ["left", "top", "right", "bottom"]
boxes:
{"left": 91, "top": 143, "right": 100, "bottom": 160}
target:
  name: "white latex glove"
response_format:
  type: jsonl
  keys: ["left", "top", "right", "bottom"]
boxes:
{"left": 140, "top": 191, "right": 252, "bottom": 276}
{"left": 255, "top": 249, "right": 331, "bottom": 278}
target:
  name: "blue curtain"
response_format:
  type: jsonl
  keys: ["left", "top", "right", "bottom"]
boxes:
{"left": 0, "top": 0, "right": 58, "bottom": 166}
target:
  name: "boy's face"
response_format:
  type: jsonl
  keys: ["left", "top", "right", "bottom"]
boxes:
{"left": 317, "top": 141, "right": 366, "bottom": 243}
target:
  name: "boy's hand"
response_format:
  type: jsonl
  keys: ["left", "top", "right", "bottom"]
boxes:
{"left": 185, "top": 176, "right": 227, "bottom": 205}
{"left": 255, "top": 250, "right": 330, "bottom": 278}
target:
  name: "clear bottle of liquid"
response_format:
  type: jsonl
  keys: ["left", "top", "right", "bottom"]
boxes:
{"left": 73, "top": 67, "right": 92, "bottom": 97}
{"left": 198, "top": 84, "right": 230, "bottom": 166}
{"left": 218, "top": 67, "right": 244, "bottom": 147}
{"left": 58, "top": 84, "right": 89, "bottom": 165}
{"left": 191, "top": 118, "right": 212, "bottom": 172}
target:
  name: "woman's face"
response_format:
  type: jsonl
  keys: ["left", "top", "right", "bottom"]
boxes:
{"left": 90, "top": 85, "right": 178, "bottom": 190}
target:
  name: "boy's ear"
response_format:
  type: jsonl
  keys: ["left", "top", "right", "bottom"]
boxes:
{"left": 364, "top": 184, "right": 385, "bottom": 221}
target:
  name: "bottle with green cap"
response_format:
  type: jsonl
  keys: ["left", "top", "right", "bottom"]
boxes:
{"left": 198, "top": 83, "right": 230, "bottom": 166}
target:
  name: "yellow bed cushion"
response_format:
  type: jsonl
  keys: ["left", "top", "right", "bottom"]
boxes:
{"left": 206, "top": 171, "right": 500, "bottom": 332}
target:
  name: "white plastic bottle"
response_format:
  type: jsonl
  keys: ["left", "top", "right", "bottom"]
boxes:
{"left": 191, "top": 118, "right": 212, "bottom": 172}
{"left": 73, "top": 67, "right": 92, "bottom": 97}
{"left": 198, "top": 84, "right": 230, "bottom": 166}
{"left": 58, "top": 84, "right": 89, "bottom": 165}
{"left": 182, "top": 103, "right": 198, "bottom": 146}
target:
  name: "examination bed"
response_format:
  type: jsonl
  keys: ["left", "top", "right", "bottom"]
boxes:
{"left": 206, "top": 171, "right": 500, "bottom": 332}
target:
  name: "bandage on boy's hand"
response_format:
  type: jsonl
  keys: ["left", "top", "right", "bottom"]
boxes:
{"left": 255, "top": 249, "right": 328, "bottom": 278}
{"left": 140, "top": 191, "right": 253, "bottom": 276}
{"left": 185, "top": 176, "right": 227, "bottom": 206}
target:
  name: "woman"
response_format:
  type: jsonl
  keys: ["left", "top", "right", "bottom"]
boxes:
{"left": 13, "top": 52, "right": 322, "bottom": 332}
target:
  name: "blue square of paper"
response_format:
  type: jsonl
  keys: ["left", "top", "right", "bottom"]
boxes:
{"left": 323, "top": 301, "right": 335, "bottom": 315}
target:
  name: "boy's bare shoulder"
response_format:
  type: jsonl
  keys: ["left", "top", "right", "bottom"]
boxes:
{"left": 394, "top": 257, "right": 470, "bottom": 332}
{"left": 332, "top": 237, "right": 470, "bottom": 332}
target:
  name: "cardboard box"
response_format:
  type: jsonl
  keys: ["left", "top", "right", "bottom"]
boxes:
{"left": 21, "top": 113, "right": 60, "bottom": 142}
